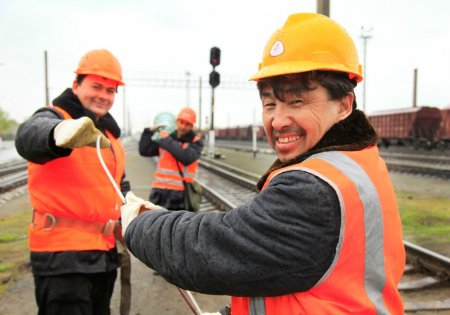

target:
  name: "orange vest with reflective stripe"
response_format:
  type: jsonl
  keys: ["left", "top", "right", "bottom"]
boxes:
{"left": 28, "top": 106, "right": 125, "bottom": 252}
{"left": 231, "top": 147, "right": 405, "bottom": 315}
{"left": 152, "top": 137, "right": 200, "bottom": 190}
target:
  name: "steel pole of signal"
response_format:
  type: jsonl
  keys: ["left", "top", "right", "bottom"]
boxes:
{"left": 208, "top": 47, "right": 221, "bottom": 159}
{"left": 209, "top": 85, "right": 215, "bottom": 158}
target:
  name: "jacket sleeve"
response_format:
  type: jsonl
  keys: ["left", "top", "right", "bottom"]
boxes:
{"left": 15, "top": 108, "right": 72, "bottom": 164}
{"left": 138, "top": 128, "right": 160, "bottom": 157}
{"left": 124, "top": 170, "right": 340, "bottom": 297}
{"left": 158, "top": 136, "right": 203, "bottom": 165}
{"left": 120, "top": 173, "right": 131, "bottom": 197}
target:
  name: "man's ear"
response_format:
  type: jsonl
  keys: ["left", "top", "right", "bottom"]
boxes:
{"left": 72, "top": 80, "right": 78, "bottom": 94}
{"left": 337, "top": 92, "right": 354, "bottom": 121}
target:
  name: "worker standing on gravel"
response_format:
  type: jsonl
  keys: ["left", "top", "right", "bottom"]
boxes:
{"left": 122, "top": 13, "right": 405, "bottom": 315}
{"left": 15, "top": 49, "right": 131, "bottom": 315}
{"left": 138, "top": 107, "right": 203, "bottom": 211}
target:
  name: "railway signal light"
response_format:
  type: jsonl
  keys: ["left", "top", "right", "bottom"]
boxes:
{"left": 209, "top": 70, "right": 220, "bottom": 88}
{"left": 210, "top": 47, "right": 221, "bottom": 67}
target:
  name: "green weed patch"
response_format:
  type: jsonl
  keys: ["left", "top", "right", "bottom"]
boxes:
{"left": 396, "top": 191, "right": 450, "bottom": 246}
{"left": 0, "top": 211, "right": 30, "bottom": 295}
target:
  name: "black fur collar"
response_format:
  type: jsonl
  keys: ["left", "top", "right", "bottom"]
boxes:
{"left": 256, "top": 109, "right": 378, "bottom": 190}
{"left": 52, "top": 88, "right": 121, "bottom": 138}
{"left": 170, "top": 130, "right": 197, "bottom": 143}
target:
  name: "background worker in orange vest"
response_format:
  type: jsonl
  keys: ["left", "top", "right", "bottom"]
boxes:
{"left": 15, "top": 49, "right": 130, "bottom": 315}
{"left": 138, "top": 107, "right": 204, "bottom": 210}
{"left": 122, "top": 13, "right": 405, "bottom": 315}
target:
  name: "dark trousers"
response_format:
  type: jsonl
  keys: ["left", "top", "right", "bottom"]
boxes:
{"left": 34, "top": 270, "right": 117, "bottom": 315}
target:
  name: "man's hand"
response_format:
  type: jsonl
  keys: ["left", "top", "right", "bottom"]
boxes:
{"left": 158, "top": 130, "right": 169, "bottom": 139}
{"left": 121, "top": 191, "right": 162, "bottom": 235}
{"left": 54, "top": 117, "right": 110, "bottom": 148}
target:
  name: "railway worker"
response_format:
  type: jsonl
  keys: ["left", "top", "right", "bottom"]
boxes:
{"left": 15, "top": 49, "right": 130, "bottom": 315}
{"left": 138, "top": 107, "right": 204, "bottom": 211}
{"left": 122, "top": 12, "right": 405, "bottom": 315}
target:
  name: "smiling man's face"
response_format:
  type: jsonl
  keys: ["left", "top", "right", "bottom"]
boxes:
{"left": 72, "top": 74, "right": 118, "bottom": 119}
{"left": 261, "top": 83, "right": 351, "bottom": 162}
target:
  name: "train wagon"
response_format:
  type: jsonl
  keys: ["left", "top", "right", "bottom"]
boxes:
{"left": 367, "top": 106, "right": 442, "bottom": 149}
{"left": 437, "top": 105, "right": 450, "bottom": 148}
{"left": 214, "top": 125, "right": 267, "bottom": 141}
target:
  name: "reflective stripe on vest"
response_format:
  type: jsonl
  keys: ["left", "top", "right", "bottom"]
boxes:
{"left": 152, "top": 144, "right": 199, "bottom": 190}
{"left": 28, "top": 106, "right": 125, "bottom": 252}
{"left": 249, "top": 297, "right": 265, "bottom": 315}
{"left": 307, "top": 152, "right": 387, "bottom": 311}
{"left": 233, "top": 148, "right": 404, "bottom": 315}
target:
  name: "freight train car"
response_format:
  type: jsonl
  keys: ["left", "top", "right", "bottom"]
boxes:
{"left": 214, "top": 125, "right": 266, "bottom": 141}
{"left": 437, "top": 105, "right": 450, "bottom": 149}
{"left": 367, "top": 106, "right": 443, "bottom": 149}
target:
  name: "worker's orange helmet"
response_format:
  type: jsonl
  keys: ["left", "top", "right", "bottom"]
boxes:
{"left": 177, "top": 107, "right": 196, "bottom": 125}
{"left": 250, "top": 13, "right": 363, "bottom": 83}
{"left": 74, "top": 49, "right": 125, "bottom": 86}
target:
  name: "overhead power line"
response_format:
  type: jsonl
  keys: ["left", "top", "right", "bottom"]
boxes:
{"left": 124, "top": 71, "right": 256, "bottom": 90}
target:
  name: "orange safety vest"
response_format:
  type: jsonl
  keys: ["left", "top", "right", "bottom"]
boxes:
{"left": 151, "top": 136, "right": 200, "bottom": 190}
{"left": 231, "top": 147, "right": 405, "bottom": 315}
{"left": 28, "top": 106, "right": 125, "bottom": 252}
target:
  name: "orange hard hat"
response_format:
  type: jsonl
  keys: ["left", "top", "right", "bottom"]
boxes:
{"left": 177, "top": 107, "right": 196, "bottom": 125}
{"left": 250, "top": 13, "right": 363, "bottom": 83}
{"left": 74, "top": 49, "right": 125, "bottom": 86}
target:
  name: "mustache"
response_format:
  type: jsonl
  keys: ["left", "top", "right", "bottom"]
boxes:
{"left": 272, "top": 127, "right": 305, "bottom": 138}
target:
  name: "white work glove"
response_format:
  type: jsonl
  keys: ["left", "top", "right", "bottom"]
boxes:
{"left": 121, "top": 191, "right": 162, "bottom": 235}
{"left": 54, "top": 117, "right": 110, "bottom": 149}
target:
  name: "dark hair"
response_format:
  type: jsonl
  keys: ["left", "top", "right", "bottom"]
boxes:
{"left": 75, "top": 74, "right": 118, "bottom": 93}
{"left": 256, "top": 71, "right": 358, "bottom": 109}
{"left": 75, "top": 74, "right": 87, "bottom": 85}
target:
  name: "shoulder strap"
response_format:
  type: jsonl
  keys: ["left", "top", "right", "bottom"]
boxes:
{"left": 175, "top": 160, "right": 184, "bottom": 178}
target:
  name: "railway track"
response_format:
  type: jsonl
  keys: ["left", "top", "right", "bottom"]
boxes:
{"left": 0, "top": 159, "right": 27, "bottom": 193}
{"left": 198, "top": 157, "right": 450, "bottom": 314}
{"left": 0, "top": 140, "right": 137, "bottom": 194}
{"left": 215, "top": 140, "right": 450, "bottom": 180}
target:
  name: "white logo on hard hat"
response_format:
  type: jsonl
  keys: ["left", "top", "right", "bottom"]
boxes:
{"left": 270, "top": 40, "right": 284, "bottom": 57}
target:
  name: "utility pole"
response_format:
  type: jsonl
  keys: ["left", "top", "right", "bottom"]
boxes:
{"left": 360, "top": 26, "right": 373, "bottom": 112}
{"left": 122, "top": 86, "right": 127, "bottom": 136}
{"left": 412, "top": 68, "right": 418, "bottom": 108}
{"left": 252, "top": 107, "right": 257, "bottom": 159}
{"left": 44, "top": 50, "right": 50, "bottom": 106}
{"left": 316, "top": 0, "right": 330, "bottom": 16}
{"left": 185, "top": 71, "right": 191, "bottom": 106}
{"left": 198, "top": 76, "right": 202, "bottom": 131}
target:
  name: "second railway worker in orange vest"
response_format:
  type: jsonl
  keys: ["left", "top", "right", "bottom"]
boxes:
{"left": 15, "top": 49, "right": 130, "bottom": 315}
{"left": 121, "top": 13, "right": 405, "bottom": 315}
{"left": 138, "top": 107, "right": 204, "bottom": 210}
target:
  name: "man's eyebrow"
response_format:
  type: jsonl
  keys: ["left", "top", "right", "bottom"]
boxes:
{"left": 261, "top": 91, "right": 273, "bottom": 97}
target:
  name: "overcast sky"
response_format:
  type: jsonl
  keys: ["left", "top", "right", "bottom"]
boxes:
{"left": 1, "top": 0, "right": 449, "bottom": 133}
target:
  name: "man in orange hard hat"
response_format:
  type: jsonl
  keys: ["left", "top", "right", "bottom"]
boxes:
{"left": 123, "top": 13, "right": 405, "bottom": 315}
{"left": 15, "top": 49, "right": 131, "bottom": 315}
{"left": 139, "top": 107, "right": 204, "bottom": 211}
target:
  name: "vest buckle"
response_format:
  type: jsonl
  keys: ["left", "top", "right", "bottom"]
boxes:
{"left": 42, "top": 213, "right": 56, "bottom": 231}
{"left": 103, "top": 219, "right": 116, "bottom": 235}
